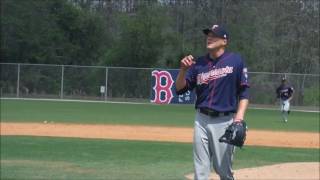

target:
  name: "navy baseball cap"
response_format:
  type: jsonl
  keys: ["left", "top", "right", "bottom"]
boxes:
{"left": 203, "top": 24, "right": 229, "bottom": 40}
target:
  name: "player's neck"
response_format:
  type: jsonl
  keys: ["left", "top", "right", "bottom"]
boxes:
{"left": 209, "top": 48, "right": 225, "bottom": 59}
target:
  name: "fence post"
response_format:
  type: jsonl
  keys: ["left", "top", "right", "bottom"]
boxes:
{"left": 105, "top": 67, "right": 108, "bottom": 101}
{"left": 60, "top": 65, "right": 64, "bottom": 99}
{"left": 16, "top": 64, "right": 20, "bottom": 97}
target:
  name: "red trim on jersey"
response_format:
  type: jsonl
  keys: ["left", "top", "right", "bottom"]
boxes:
{"left": 207, "top": 53, "right": 231, "bottom": 109}
{"left": 207, "top": 59, "right": 214, "bottom": 107}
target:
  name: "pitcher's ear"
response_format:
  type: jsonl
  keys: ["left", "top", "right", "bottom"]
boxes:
{"left": 223, "top": 39, "right": 228, "bottom": 46}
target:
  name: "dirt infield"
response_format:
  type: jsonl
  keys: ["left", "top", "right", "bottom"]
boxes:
{"left": 185, "top": 162, "right": 320, "bottom": 180}
{"left": 1, "top": 122, "right": 319, "bottom": 148}
{"left": 1, "top": 122, "right": 319, "bottom": 179}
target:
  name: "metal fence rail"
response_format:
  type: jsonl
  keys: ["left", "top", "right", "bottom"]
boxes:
{"left": 1, "top": 63, "right": 319, "bottom": 108}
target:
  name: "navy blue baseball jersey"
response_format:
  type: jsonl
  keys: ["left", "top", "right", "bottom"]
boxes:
{"left": 176, "top": 52, "right": 249, "bottom": 112}
{"left": 276, "top": 85, "right": 294, "bottom": 101}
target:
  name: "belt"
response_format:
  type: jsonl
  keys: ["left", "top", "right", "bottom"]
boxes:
{"left": 199, "top": 108, "right": 234, "bottom": 117}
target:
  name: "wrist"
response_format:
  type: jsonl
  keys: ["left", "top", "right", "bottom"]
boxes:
{"left": 233, "top": 118, "right": 243, "bottom": 122}
{"left": 180, "top": 67, "right": 188, "bottom": 71}
{"left": 234, "top": 113, "right": 244, "bottom": 121}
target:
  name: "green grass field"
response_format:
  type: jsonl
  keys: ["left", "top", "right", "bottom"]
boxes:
{"left": 1, "top": 99, "right": 319, "bottom": 132}
{"left": 0, "top": 99, "right": 319, "bottom": 180}
{"left": 1, "top": 136, "right": 319, "bottom": 180}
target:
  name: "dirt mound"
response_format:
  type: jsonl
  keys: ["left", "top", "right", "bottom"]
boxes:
{"left": 185, "top": 162, "right": 320, "bottom": 180}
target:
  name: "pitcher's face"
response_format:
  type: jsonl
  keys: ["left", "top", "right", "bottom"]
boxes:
{"left": 206, "top": 32, "right": 227, "bottom": 50}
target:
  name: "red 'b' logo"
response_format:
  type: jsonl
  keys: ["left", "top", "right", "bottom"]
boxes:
{"left": 151, "top": 70, "right": 174, "bottom": 104}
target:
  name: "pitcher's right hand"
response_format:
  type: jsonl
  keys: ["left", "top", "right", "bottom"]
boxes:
{"left": 180, "top": 55, "right": 195, "bottom": 71}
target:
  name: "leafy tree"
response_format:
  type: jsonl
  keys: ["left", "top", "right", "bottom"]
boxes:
{"left": 1, "top": 0, "right": 108, "bottom": 65}
{"left": 100, "top": 2, "right": 166, "bottom": 68}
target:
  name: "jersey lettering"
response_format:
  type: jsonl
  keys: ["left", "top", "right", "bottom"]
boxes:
{"left": 197, "top": 66, "right": 233, "bottom": 85}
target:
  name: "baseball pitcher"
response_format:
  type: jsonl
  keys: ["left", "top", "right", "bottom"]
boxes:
{"left": 175, "top": 24, "right": 249, "bottom": 180}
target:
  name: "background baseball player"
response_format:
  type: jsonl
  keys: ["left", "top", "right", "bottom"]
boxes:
{"left": 175, "top": 24, "right": 249, "bottom": 180}
{"left": 276, "top": 77, "right": 294, "bottom": 123}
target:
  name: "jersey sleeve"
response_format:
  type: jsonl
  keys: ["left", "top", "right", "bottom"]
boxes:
{"left": 289, "top": 86, "right": 294, "bottom": 96}
{"left": 238, "top": 58, "right": 250, "bottom": 100}
{"left": 175, "top": 65, "right": 197, "bottom": 95}
{"left": 290, "top": 87, "right": 294, "bottom": 92}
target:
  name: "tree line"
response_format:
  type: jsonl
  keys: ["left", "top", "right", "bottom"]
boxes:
{"left": 1, "top": 0, "right": 319, "bottom": 74}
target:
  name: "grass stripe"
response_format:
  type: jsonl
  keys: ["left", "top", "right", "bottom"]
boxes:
{"left": 1, "top": 136, "right": 319, "bottom": 180}
{"left": 1, "top": 99, "right": 319, "bottom": 132}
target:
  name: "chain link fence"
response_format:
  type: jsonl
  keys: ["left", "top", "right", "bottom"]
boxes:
{"left": 1, "top": 63, "right": 319, "bottom": 110}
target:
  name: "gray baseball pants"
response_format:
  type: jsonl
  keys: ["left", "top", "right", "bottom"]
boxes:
{"left": 193, "top": 110, "right": 235, "bottom": 180}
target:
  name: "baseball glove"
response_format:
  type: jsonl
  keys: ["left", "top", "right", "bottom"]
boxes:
{"left": 219, "top": 121, "right": 247, "bottom": 147}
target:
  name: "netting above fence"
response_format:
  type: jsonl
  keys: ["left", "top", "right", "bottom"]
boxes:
{"left": 0, "top": 63, "right": 319, "bottom": 108}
